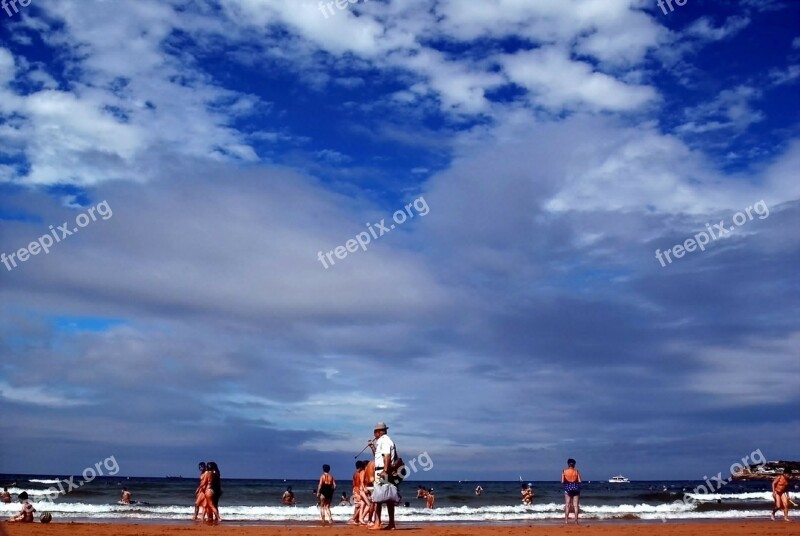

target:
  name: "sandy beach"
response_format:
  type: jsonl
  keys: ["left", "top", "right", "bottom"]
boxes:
{"left": 4, "top": 522, "right": 800, "bottom": 536}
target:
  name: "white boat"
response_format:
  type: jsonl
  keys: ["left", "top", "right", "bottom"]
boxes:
{"left": 608, "top": 475, "right": 630, "bottom": 483}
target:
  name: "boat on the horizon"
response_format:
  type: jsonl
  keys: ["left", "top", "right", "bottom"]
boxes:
{"left": 608, "top": 475, "right": 630, "bottom": 483}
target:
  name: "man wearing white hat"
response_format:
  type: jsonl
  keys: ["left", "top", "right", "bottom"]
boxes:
{"left": 368, "top": 422, "right": 397, "bottom": 530}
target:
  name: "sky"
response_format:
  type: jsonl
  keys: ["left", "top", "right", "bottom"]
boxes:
{"left": 0, "top": 0, "right": 798, "bottom": 482}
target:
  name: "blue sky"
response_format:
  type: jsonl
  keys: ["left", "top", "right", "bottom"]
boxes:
{"left": 0, "top": 0, "right": 798, "bottom": 481}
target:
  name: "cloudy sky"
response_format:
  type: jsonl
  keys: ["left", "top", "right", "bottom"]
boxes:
{"left": 0, "top": 0, "right": 798, "bottom": 481}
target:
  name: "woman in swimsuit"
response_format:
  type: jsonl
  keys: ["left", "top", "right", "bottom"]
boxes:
{"left": 193, "top": 462, "right": 207, "bottom": 520}
{"left": 561, "top": 458, "right": 582, "bottom": 525}
{"left": 317, "top": 464, "right": 336, "bottom": 524}
{"left": 203, "top": 461, "right": 221, "bottom": 522}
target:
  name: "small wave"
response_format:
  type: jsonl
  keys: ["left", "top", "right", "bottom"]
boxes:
{"left": 684, "top": 491, "right": 773, "bottom": 502}
{"left": 28, "top": 479, "right": 61, "bottom": 484}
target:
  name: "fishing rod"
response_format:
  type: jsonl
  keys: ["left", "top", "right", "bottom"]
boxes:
{"left": 354, "top": 440, "right": 374, "bottom": 458}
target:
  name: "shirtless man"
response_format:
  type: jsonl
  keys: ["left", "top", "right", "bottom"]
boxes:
{"left": 0, "top": 489, "right": 10, "bottom": 504}
{"left": 350, "top": 461, "right": 364, "bottom": 524}
{"left": 121, "top": 488, "right": 132, "bottom": 504}
{"left": 8, "top": 492, "right": 35, "bottom": 523}
{"left": 771, "top": 473, "right": 792, "bottom": 521}
{"left": 362, "top": 459, "right": 376, "bottom": 525}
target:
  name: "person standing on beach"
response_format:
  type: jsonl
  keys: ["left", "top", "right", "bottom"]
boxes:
{"left": 316, "top": 464, "right": 336, "bottom": 524}
{"left": 350, "top": 461, "right": 365, "bottom": 524}
{"left": 362, "top": 459, "right": 376, "bottom": 525}
{"left": 368, "top": 421, "right": 398, "bottom": 530}
{"left": 771, "top": 472, "right": 792, "bottom": 521}
{"left": 561, "top": 458, "right": 582, "bottom": 525}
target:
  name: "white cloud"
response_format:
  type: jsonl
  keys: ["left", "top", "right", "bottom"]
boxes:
{"left": 685, "top": 16, "right": 750, "bottom": 42}
{"left": 501, "top": 47, "right": 658, "bottom": 112}
{"left": 677, "top": 85, "right": 764, "bottom": 135}
{"left": 0, "top": 382, "right": 92, "bottom": 408}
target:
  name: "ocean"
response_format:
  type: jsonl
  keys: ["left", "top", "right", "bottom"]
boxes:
{"left": 0, "top": 474, "right": 788, "bottom": 524}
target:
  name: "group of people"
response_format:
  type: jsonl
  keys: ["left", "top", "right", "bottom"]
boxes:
{"left": 343, "top": 421, "right": 401, "bottom": 529}
{"left": 192, "top": 461, "right": 222, "bottom": 522}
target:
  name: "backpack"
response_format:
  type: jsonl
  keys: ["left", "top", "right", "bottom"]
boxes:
{"left": 389, "top": 456, "right": 407, "bottom": 485}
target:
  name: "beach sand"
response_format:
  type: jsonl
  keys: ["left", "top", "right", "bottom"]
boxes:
{"left": 4, "top": 522, "right": 800, "bottom": 536}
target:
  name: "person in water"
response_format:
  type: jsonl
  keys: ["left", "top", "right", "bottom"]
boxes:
{"left": 316, "top": 464, "right": 336, "bottom": 524}
{"left": 474, "top": 485, "right": 483, "bottom": 496}
{"left": 425, "top": 488, "right": 435, "bottom": 509}
{"left": 771, "top": 472, "right": 793, "bottom": 521}
{"left": 7, "top": 491, "right": 34, "bottom": 523}
{"left": 121, "top": 487, "right": 132, "bottom": 504}
{"left": 561, "top": 458, "right": 582, "bottom": 525}
{"left": 282, "top": 486, "right": 296, "bottom": 506}
{"left": 521, "top": 483, "right": 533, "bottom": 505}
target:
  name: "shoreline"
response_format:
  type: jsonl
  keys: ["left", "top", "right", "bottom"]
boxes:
{"left": 4, "top": 520, "right": 799, "bottom": 536}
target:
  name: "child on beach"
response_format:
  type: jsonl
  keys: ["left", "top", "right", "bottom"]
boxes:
{"left": 561, "top": 458, "right": 582, "bottom": 525}
{"left": 8, "top": 491, "right": 35, "bottom": 523}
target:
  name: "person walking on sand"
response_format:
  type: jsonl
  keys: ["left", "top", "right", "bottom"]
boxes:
{"left": 367, "top": 422, "right": 398, "bottom": 530}
{"left": 208, "top": 462, "right": 223, "bottom": 519}
{"left": 202, "top": 461, "right": 221, "bottom": 522}
{"left": 192, "top": 462, "right": 207, "bottom": 520}
{"left": 316, "top": 464, "right": 336, "bottom": 524}
{"left": 561, "top": 458, "right": 582, "bottom": 525}
{"left": 771, "top": 472, "right": 792, "bottom": 521}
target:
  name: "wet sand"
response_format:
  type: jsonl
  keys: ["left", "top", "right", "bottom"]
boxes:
{"left": 4, "top": 522, "right": 800, "bottom": 536}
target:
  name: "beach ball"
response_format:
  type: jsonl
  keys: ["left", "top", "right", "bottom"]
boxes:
{"left": 40, "top": 512, "right": 53, "bottom": 523}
